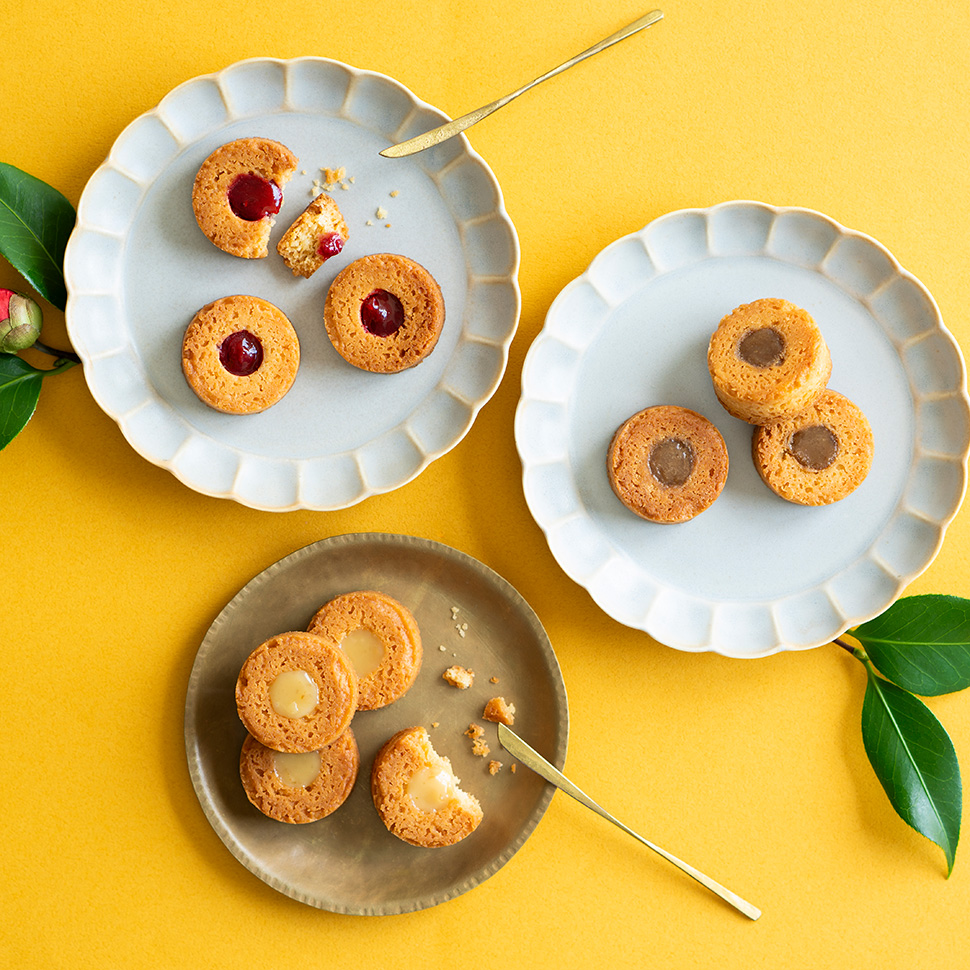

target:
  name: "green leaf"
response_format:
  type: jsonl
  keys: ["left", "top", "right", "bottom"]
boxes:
{"left": 0, "top": 162, "right": 76, "bottom": 311}
{"left": 861, "top": 668, "right": 961, "bottom": 874}
{"left": 854, "top": 595, "right": 970, "bottom": 695}
{"left": 0, "top": 353, "right": 45, "bottom": 450}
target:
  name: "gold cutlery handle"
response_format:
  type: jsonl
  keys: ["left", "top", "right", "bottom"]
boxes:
{"left": 498, "top": 724, "right": 761, "bottom": 921}
{"left": 380, "top": 9, "right": 664, "bottom": 157}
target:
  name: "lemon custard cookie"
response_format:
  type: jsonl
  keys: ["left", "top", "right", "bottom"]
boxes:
{"left": 181, "top": 295, "right": 300, "bottom": 414}
{"left": 323, "top": 253, "right": 445, "bottom": 373}
{"left": 307, "top": 590, "right": 422, "bottom": 711}
{"left": 239, "top": 729, "right": 360, "bottom": 824}
{"left": 608, "top": 405, "right": 729, "bottom": 523}
{"left": 235, "top": 631, "right": 358, "bottom": 753}
{"left": 192, "top": 137, "right": 298, "bottom": 258}
{"left": 752, "top": 389, "right": 874, "bottom": 505}
{"left": 277, "top": 193, "right": 350, "bottom": 278}
{"left": 371, "top": 726, "right": 483, "bottom": 848}
{"left": 708, "top": 298, "right": 832, "bottom": 425}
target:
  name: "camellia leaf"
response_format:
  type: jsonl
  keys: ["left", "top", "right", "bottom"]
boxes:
{"left": 0, "top": 353, "right": 46, "bottom": 450}
{"left": 0, "top": 162, "right": 76, "bottom": 311}
{"left": 861, "top": 667, "right": 961, "bottom": 875}
{"left": 854, "top": 595, "right": 970, "bottom": 696}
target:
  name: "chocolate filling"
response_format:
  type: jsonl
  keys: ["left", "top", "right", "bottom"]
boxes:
{"left": 789, "top": 424, "right": 839, "bottom": 470}
{"left": 648, "top": 437, "right": 696, "bottom": 488}
{"left": 738, "top": 327, "right": 786, "bottom": 368}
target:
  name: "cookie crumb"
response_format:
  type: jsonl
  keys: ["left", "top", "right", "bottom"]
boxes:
{"left": 471, "top": 737, "right": 490, "bottom": 758}
{"left": 489, "top": 676, "right": 499, "bottom": 684}
{"left": 464, "top": 723, "right": 484, "bottom": 740}
{"left": 376, "top": 206, "right": 388, "bottom": 220}
{"left": 438, "top": 644, "right": 447, "bottom": 652}
{"left": 511, "top": 764, "right": 517, "bottom": 773}
{"left": 431, "top": 721, "right": 439, "bottom": 728}
{"left": 488, "top": 760, "right": 502, "bottom": 775}
{"left": 390, "top": 189, "right": 400, "bottom": 197}
{"left": 443, "top": 665, "right": 474, "bottom": 689}
{"left": 365, "top": 219, "right": 374, "bottom": 226}
{"left": 482, "top": 697, "right": 515, "bottom": 726}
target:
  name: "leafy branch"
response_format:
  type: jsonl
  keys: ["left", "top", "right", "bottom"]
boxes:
{"left": 837, "top": 594, "right": 969, "bottom": 875}
{"left": 0, "top": 161, "right": 79, "bottom": 450}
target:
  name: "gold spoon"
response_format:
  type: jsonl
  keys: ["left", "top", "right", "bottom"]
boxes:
{"left": 380, "top": 9, "right": 664, "bottom": 157}
{"left": 498, "top": 723, "right": 762, "bottom": 920}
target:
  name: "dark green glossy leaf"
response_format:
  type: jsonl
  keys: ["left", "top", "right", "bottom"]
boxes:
{"left": 861, "top": 670, "right": 961, "bottom": 874}
{"left": 854, "top": 595, "right": 970, "bottom": 695}
{"left": 0, "top": 162, "right": 76, "bottom": 311}
{"left": 0, "top": 353, "right": 45, "bottom": 450}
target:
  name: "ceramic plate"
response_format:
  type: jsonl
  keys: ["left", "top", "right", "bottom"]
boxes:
{"left": 515, "top": 201, "right": 970, "bottom": 658}
{"left": 184, "top": 533, "right": 568, "bottom": 914}
{"left": 64, "top": 57, "right": 519, "bottom": 511}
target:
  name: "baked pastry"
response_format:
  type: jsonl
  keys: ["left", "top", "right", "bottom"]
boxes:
{"left": 323, "top": 253, "right": 445, "bottom": 373}
{"left": 752, "top": 389, "right": 873, "bottom": 505}
{"left": 239, "top": 729, "right": 359, "bottom": 823}
{"left": 235, "top": 631, "right": 358, "bottom": 753}
{"left": 371, "top": 726, "right": 483, "bottom": 847}
{"left": 708, "top": 298, "right": 832, "bottom": 424}
{"left": 306, "top": 590, "right": 422, "bottom": 711}
{"left": 276, "top": 193, "right": 350, "bottom": 278}
{"left": 181, "top": 295, "right": 300, "bottom": 414}
{"left": 192, "top": 137, "right": 298, "bottom": 258}
{"left": 607, "top": 405, "right": 729, "bottom": 523}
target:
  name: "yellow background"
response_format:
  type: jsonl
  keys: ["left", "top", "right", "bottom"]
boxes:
{"left": 3, "top": 0, "right": 970, "bottom": 966}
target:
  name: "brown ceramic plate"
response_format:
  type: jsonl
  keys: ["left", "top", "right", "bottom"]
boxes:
{"left": 184, "top": 533, "right": 568, "bottom": 913}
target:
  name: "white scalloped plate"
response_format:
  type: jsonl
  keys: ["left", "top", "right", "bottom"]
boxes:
{"left": 515, "top": 201, "right": 970, "bottom": 658}
{"left": 64, "top": 58, "right": 520, "bottom": 511}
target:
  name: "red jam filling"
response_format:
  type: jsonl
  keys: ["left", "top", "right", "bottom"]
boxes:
{"left": 360, "top": 289, "right": 405, "bottom": 337}
{"left": 227, "top": 173, "right": 282, "bottom": 221}
{"left": 219, "top": 330, "right": 263, "bottom": 376}
{"left": 317, "top": 232, "right": 345, "bottom": 260}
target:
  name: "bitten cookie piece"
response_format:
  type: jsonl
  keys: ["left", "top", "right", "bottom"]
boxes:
{"left": 277, "top": 193, "right": 350, "bottom": 277}
{"left": 708, "top": 298, "right": 832, "bottom": 424}
{"left": 181, "top": 295, "right": 300, "bottom": 414}
{"left": 235, "top": 631, "right": 358, "bottom": 753}
{"left": 239, "top": 729, "right": 359, "bottom": 824}
{"left": 192, "top": 138, "right": 298, "bottom": 258}
{"left": 323, "top": 253, "right": 445, "bottom": 373}
{"left": 307, "top": 590, "right": 422, "bottom": 711}
{"left": 752, "top": 389, "right": 873, "bottom": 505}
{"left": 371, "top": 726, "right": 483, "bottom": 847}
{"left": 608, "top": 405, "right": 729, "bottom": 523}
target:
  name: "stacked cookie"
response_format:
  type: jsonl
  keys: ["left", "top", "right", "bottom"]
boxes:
{"left": 708, "top": 298, "right": 873, "bottom": 505}
{"left": 184, "top": 137, "right": 446, "bottom": 414}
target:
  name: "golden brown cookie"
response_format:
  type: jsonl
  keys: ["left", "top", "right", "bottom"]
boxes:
{"left": 752, "top": 389, "right": 874, "bottom": 505}
{"left": 239, "top": 729, "right": 359, "bottom": 824}
{"left": 371, "top": 726, "right": 483, "bottom": 847}
{"left": 276, "top": 193, "right": 350, "bottom": 278}
{"left": 607, "top": 405, "right": 729, "bottom": 523}
{"left": 235, "top": 631, "right": 358, "bottom": 753}
{"left": 306, "top": 590, "right": 422, "bottom": 711}
{"left": 323, "top": 253, "right": 445, "bottom": 373}
{"left": 181, "top": 295, "right": 300, "bottom": 414}
{"left": 708, "top": 298, "right": 832, "bottom": 424}
{"left": 192, "top": 137, "right": 298, "bottom": 258}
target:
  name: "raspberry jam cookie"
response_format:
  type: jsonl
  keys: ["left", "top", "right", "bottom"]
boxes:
{"left": 323, "top": 253, "right": 445, "bottom": 373}
{"left": 239, "top": 729, "right": 359, "bottom": 824}
{"left": 181, "top": 295, "right": 300, "bottom": 414}
{"left": 235, "top": 631, "right": 358, "bottom": 753}
{"left": 307, "top": 590, "right": 422, "bottom": 711}
{"left": 752, "top": 389, "right": 873, "bottom": 505}
{"left": 276, "top": 194, "right": 349, "bottom": 278}
{"left": 371, "top": 726, "right": 483, "bottom": 847}
{"left": 608, "top": 405, "right": 729, "bottom": 523}
{"left": 192, "top": 137, "right": 298, "bottom": 258}
{"left": 708, "top": 298, "right": 832, "bottom": 424}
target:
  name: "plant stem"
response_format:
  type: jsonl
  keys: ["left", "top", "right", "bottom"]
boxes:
{"left": 33, "top": 340, "right": 81, "bottom": 364}
{"left": 835, "top": 636, "right": 867, "bottom": 661}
